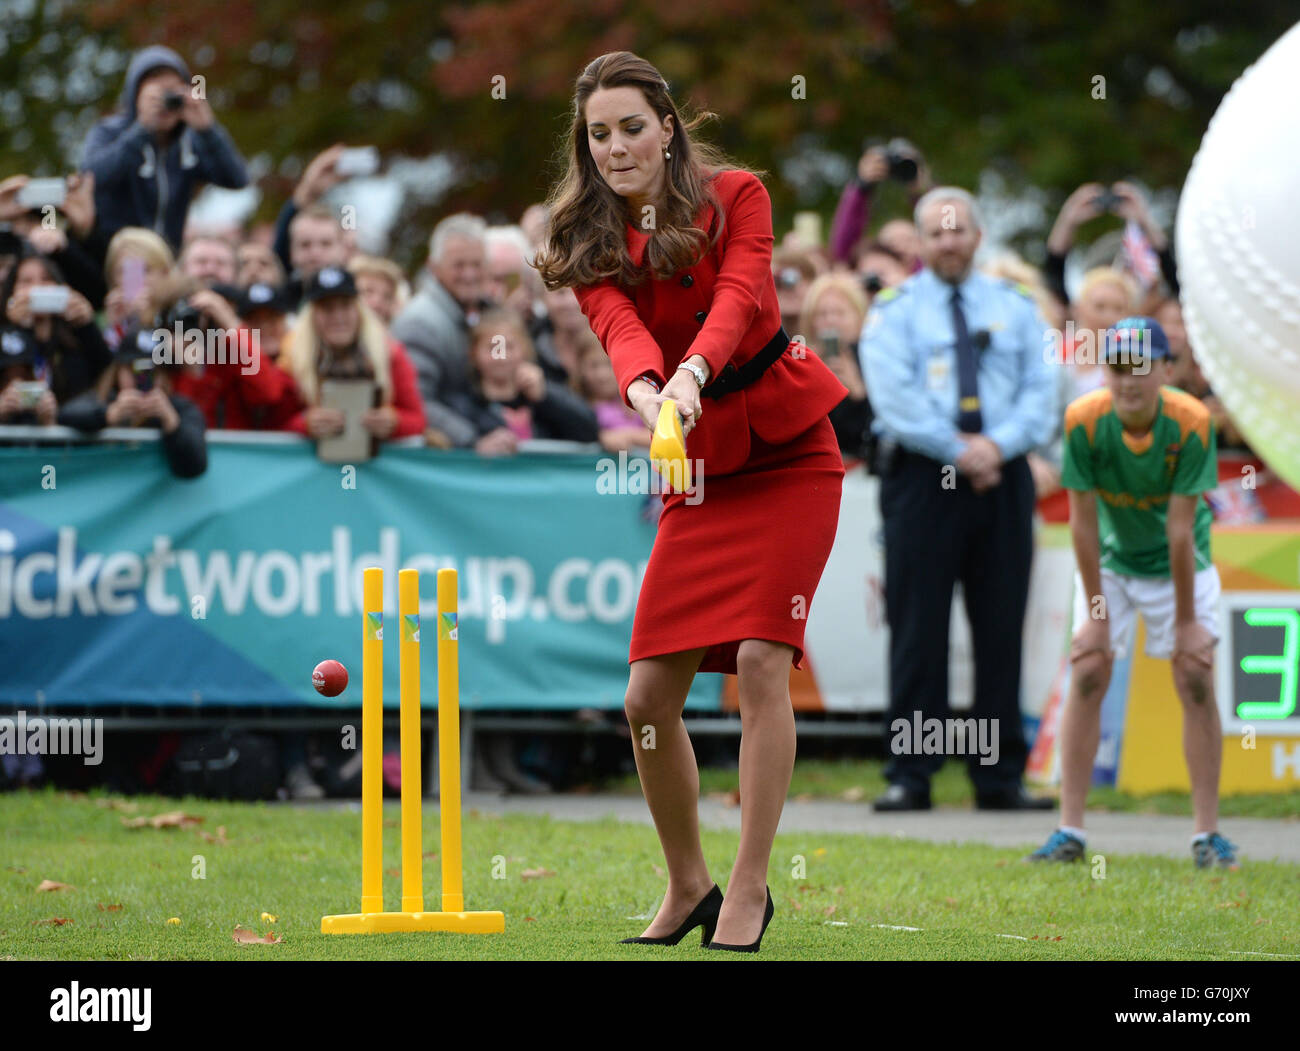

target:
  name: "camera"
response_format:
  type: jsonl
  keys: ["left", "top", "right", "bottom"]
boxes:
{"left": 863, "top": 137, "right": 920, "bottom": 183}
{"left": 156, "top": 297, "right": 213, "bottom": 364}
{"left": 163, "top": 91, "right": 185, "bottom": 112}
{"left": 775, "top": 267, "right": 802, "bottom": 291}
{"left": 161, "top": 298, "right": 210, "bottom": 338}
{"left": 1092, "top": 189, "right": 1121, "bottom": 213}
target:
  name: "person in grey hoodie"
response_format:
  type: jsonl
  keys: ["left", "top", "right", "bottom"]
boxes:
{"left": 79, "top": 45, "right": 248, "bottom": 253}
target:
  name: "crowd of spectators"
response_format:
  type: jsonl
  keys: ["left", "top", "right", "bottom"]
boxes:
{"left": 1, "top": 44, "right": 1268, "bottom": 796}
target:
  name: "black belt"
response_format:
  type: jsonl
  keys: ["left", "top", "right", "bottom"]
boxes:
{"left": 700, "top": 326, "right": 790, "bottom": 400}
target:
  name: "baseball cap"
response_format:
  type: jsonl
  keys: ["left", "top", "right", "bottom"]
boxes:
{"left": 1104, "top": 316, "right": 1171, "bottom": 364}
{"left": 303, "top": 266, "right": 357, "bottom": 303}
{"left": 237, "top": 281, "right": 290, "bottom": 317}
{"left": 112, "top": 324, "right": 164, "bottom": 389}
{"left": 115, "top": 324, "right": 159, "bottom": 362}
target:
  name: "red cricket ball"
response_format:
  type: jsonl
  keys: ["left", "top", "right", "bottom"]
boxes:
{"left": 312, "top": 659, "right": 348, "bottom": 697}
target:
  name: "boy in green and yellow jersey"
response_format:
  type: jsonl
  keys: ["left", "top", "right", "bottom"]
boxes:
{"left": 1029, "top": 316, "right": 1238, "bottom": 869}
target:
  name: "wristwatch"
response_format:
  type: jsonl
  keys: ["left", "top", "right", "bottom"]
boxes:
{"left": 676, "top": 361, "right": 707, "bottom": 389}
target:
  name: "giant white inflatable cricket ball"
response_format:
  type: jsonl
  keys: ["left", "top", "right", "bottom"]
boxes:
{"left": 1177, "top": 21, "right": 1300, "bottom": 489}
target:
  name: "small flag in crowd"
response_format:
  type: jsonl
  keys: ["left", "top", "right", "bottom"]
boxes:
{"left": 1122, "top": 219, "right": 1161, "bottom": 290}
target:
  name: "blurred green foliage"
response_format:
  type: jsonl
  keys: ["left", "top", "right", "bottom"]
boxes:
{"left": 1, "top": 0, "right": 1293, "bottom": 267}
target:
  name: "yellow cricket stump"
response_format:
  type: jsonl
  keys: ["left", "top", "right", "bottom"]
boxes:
{"left": 321, "top": 567, "right": 504, "bottom": 935}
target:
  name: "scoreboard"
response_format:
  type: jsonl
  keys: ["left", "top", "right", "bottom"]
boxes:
{"left": 1219, "top": 594, "right": 1300, "bottom": 735}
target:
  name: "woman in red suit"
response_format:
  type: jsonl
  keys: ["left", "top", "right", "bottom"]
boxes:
{"left": 535, "top": 52, "right": 847, "bottom": 953}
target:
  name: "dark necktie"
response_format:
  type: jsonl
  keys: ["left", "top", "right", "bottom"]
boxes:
{"left": 950, "top": 287, "right": 983, "bottom": 433}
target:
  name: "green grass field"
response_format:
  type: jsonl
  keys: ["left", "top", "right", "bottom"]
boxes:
{"left": 606, "top": 758, "right": 1300, "bottom": 819}
{"left": 3, "top": 786, "right": 1297, "bottom": 961}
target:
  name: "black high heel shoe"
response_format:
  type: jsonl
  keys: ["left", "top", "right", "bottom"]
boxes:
{"left": 620, "top": 884, "right": 724, "bottom": 946}
{"left": 706, "top": 886, "right": 774, "bottom": 953}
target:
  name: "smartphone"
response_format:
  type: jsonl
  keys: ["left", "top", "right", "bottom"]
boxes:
{"left": 17, "top": 178, "right": 67, "bottom": 210}
{"left": 335, "top": 146, "right": 379, "bottom": 178}
{"left": 14, "top": 380, "right": 48, "bottom": 410}
{"left": 122, "top": 256, "right": 147, "bottom": 305}
{"left": 131, "top": 357, "right": 155, "bottom": 393}
{"left": 818, "top": 331, "right": 841, "bottom": 360}
{"left": 28, "top": 285, "right": 70, "bottom": 315}
{"left": 793, "top": 211, "right": 822, "bottom": 248}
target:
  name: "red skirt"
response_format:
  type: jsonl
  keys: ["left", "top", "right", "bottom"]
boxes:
{"left": 629, "top": 414, "right": 844, "bottom": 674}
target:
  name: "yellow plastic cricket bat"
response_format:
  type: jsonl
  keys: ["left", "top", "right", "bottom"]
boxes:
{"left": 649, "top": 400, "right": 692, "bottom": 491}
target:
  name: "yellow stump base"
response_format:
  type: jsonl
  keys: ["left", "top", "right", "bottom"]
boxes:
{"left": 321, "top": 910, "right": 505, "bottom": 935}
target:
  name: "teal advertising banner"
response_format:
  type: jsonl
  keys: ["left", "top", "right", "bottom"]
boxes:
{"left": 0, "top": 439, "right": 722, "bottom": 712}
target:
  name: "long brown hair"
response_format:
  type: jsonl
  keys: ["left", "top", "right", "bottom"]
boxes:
{"left": 284, "top": 298, "right": 393, "bottom": 405}
{"left": 533, "top": 51, "right": 764, "bottom": 291}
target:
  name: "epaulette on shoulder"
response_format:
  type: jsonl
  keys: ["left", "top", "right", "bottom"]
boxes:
{"left": 999, "top": 278, "right": 1036, "bottom": 300}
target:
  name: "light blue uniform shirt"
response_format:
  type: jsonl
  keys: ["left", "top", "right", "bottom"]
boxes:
{"left": 858, "top": 267, "right": 1056, "bottom": 465}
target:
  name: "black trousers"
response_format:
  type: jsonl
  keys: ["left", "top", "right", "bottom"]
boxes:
{"left": 880, "top": 451, "right": 1035, "bottom": 794}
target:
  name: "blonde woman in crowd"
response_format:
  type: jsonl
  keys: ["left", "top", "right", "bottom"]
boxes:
{"left": 798, "top": 272, "right": 874, "bottom": 459}
{"left": 1067, "top": 267, "right": 1137, "bottom": 400}
{"left": 102, "top": 227, "right": 175, "bottom": 347}
{"left": 278, "top": 265, "right": 425, "bottom": 442}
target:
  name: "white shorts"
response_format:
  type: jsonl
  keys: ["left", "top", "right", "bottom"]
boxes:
{"left": 1070, "top": 565, "right": 1221, "bottom": 661}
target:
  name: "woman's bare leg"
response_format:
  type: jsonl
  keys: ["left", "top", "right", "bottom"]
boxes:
{"left": 712, "top": 638, "right": 796, "bottom": 945}
{"left": 624, "top": 646, "right": 712, "bottom": 937}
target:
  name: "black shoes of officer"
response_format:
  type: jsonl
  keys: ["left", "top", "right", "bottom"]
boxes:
{"left": 872, "top": 784, "right": 932, "bottom": 811}
{"left": 975, "top": 786, "right": 1055, "bottom": 810}
{"left": 871, "top": 784, "right": 1052, "bottom": 811}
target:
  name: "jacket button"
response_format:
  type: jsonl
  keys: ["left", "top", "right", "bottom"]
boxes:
{"left": 680, "top": 274, "right": 694, "bottom": 287}
{"left": 694, "top": 310, "right": 707, "bottom": 323}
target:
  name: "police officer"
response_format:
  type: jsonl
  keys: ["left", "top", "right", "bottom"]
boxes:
{"left": 859, "top": 186, "right": 1056, "bottom": 811}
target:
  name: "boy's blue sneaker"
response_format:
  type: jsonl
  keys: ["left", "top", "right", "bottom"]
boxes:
{"left": 1193, "top": 832, "right": 1240, "bottom": 870}
{"left": 1025, "top": 829, "right": 1085, "bottom": 862}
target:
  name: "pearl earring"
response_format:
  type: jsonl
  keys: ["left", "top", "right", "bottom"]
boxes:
{"left": 663, "top": 147, "right": 671, "bottom": 160}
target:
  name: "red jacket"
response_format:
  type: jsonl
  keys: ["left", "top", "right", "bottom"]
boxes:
{"left": 574, "top": 168, "right": 847, "bottom": 475}
{"left": 277, "top": 337, "right": 427, "bottom": 439}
